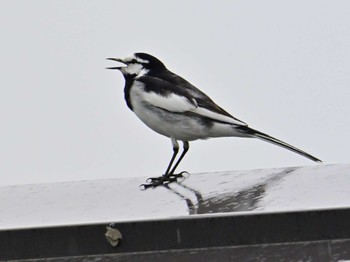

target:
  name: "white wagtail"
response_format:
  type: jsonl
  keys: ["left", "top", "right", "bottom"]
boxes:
{"left": 107, "top": 53, "right": 321, "bottom": 189}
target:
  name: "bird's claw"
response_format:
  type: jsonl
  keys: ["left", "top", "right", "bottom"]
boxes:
{"left": 177, "top": 171, "right": 190, "bottom": 179}
{"left": 168, "top": 171, "right": 189, "bottom": 182}
{"left": 139, "top": 183, "right": 154, "bottom": 190}
{"left": 140, "top": 171, "right": 190, "bottom": 190}
{"left": 146, "top": 176, "right": 162, "bottom": 183}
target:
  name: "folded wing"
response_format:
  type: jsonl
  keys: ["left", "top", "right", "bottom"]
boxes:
{"left": 138, "top": 75, "right": 247, "bottom": 126}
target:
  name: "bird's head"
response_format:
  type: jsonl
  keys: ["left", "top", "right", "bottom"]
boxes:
{"left": 107, "top": 53, "right": 166, "bottom": 78}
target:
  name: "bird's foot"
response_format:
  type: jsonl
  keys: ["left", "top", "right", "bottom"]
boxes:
{"left": 139, "top": 171, "right": 190, "bottom": 190}
{"left": 146, "top": 172, "right": 189, "bottom": 183}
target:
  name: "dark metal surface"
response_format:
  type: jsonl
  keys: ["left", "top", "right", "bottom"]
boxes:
{"left": 1, "top": 208, "right": 350, "bottom": 261}
{"left": 16, "top": 239, "right": 350, "bottom": 262}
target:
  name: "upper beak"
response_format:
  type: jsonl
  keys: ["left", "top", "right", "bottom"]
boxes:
{"left": 106, "top": 58, "right": 126, "bottom": 70}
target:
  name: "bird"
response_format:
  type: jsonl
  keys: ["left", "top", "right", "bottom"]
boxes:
{"left": 107, "top": 52, "right": 321, "bottom": 189}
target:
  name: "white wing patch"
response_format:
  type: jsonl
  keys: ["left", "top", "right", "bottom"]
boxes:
{"left": 135, "top": 81, "right": 246, "bottom": 126}
{"left": 143, "top": 92, "right": 197, "bottom": 113}
{"left": 190, "top": 107, "right": 247, "bottom": 126}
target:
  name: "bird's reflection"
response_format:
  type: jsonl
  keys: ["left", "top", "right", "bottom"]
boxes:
{"left": 165, "top": 168, "right": 297, "bottom": 215}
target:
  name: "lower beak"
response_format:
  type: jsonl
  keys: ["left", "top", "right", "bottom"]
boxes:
{"left": 106, "top": 58, "right": 126, "bottom": 70}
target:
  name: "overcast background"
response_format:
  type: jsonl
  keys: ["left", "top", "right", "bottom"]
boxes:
{"left": 0, "top": 1, "right": 349, "bottom": 186}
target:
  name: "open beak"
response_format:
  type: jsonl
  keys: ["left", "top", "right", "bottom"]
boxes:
{"left": 106, "top": 58, "right": 126, "bottom": 70}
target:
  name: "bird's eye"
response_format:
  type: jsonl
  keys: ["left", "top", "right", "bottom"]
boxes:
{"left": 130, "top": 59, "right": 138, "bottom": 63}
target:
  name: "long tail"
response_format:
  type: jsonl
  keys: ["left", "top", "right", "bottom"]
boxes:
{"left": 238, "top": 126, "right": 322, "bottom": 163}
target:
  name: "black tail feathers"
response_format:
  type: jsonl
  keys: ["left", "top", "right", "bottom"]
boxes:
{"left": 237, "top": 126, "right": 321, "bottom": 163}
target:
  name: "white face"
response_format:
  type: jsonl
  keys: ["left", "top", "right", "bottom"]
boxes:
{"left": 120, "top": 54, "right": 149, "bottom": 76}
{"left": 120, "top": 63, "right": 144, "bottom": 75}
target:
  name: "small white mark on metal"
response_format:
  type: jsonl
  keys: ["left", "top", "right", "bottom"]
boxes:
{"left": 105, "top": 223, "right": 122, "bottom": 247}
{"left": 177, "top": 228, "right": 181, "bottom": 244}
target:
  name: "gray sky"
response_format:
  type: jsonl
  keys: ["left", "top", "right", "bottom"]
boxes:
{"left": 1, "top": 1, "right": 349, "bottom": 185}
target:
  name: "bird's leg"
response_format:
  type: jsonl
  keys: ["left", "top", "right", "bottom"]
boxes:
{"left": 140, "top": 140, "right": 190, "bottom": 190}
{"left": 164, "top": 143, "right": 179, "bottom": 175}
{"left": 167, "top": 141, "right": 190, "bottom": 180}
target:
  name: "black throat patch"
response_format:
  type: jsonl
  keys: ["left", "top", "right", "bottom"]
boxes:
{"left": 123, "top": 76, "right": 135, "bottom": 111}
